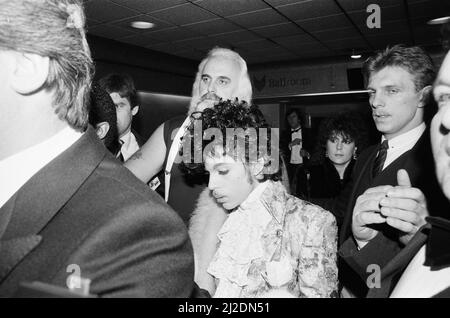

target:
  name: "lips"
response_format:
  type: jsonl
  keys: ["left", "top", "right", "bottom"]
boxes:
{"left": 215, "top": 196, "right": 227, "bottom": 203}
{"left": 373, "top": 112, "right": 390, "bottom": 118}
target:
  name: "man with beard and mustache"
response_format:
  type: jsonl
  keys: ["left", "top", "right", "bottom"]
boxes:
{"left": 323, "top": 45, "right": 450, "bottom": 297}
{"left": 124, "top": 47, "right": 253, "bottom": 225}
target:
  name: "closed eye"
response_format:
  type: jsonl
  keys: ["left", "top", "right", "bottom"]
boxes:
{"left": 440, "top": 124, "right": 450, "bottom": 135}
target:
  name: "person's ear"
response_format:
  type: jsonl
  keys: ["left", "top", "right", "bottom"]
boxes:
{"left": 418, "top": 85, "right": 432, "bottom": 108}
{"left": 95, "top": 122, "right": 110, "bottom": 140}
{"left": 131, "top": 105, "right": 139, "bottom": 116}
{"left": 250, "top": 157, "right": 265, "bottom": 180}
{"left": 11, "top": 52, "right": 49, "bottom": 95}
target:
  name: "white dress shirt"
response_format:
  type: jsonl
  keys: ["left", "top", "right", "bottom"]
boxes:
{"left": 119, "top": 130, "right": 140, "bottom": 161}
{"left": 381, "top": 123, "right": 426, "bottom": 170}
{"left": 0, "top": 127, "right": 83, "bottom": 209}
{"left": 289, "top": 127, "right": 303, "bottom": 164}
{"left": 390, "top": 246, "right": 450, "bottom": 298}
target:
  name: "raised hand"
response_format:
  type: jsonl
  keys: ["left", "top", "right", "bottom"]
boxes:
{"left": 379, "top": 169, "right": 428, "bottom": 245}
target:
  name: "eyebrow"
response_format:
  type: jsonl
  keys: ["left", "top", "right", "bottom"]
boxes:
{"left": 213, "top": 163, "right": 230, "bottom": 169}
{"left": 217, "top": 76, "right": 231, "bottom": 81}
{"left": 201, "top": 74, "right": 231, "bottom": 82}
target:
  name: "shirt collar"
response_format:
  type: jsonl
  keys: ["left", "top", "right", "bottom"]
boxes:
{"left": 381, "top": 122, "right": 426, "bottom": 149}
{"left": 239, "top": 181, "right": 270, "bottom": 211}
{"left": 120, "top": 129, "right": 132, "bottom": 145}
{"left": 0, "top": 126, "right": 83, "bottom": 209}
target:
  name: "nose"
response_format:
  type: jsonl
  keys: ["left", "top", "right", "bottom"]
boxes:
{"left": 207, "top": 80, "right": 216, "bottom": 93}
{"left": 442, "top": 106, "right": 450, "bottom": 131}
{"left": 208, "top": 173, "right": 217, "bottom": 192}
{"left": 371, "top": 92, "right": 384, "bottom": 109}
{"left": 336, "top": 140, "right": 343, "bottom": 150}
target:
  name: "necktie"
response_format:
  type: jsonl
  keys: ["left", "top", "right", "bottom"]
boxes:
{"left": 117, "top": 139, "right": 125, "bottom": 162}
{"left": 372, "top": 140, "right": 389, "bottom": 177}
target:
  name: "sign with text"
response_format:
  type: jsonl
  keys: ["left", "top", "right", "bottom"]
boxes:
{"left": 251, "top": 65, "right": 348, "bottom": 98}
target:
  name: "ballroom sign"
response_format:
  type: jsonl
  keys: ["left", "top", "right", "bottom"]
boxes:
{"left": 251, "top": 64, "right": 348, "bottom": 98}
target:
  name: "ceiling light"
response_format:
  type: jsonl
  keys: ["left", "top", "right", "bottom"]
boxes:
{"left": 130, "top": 21, "right": 155, "bottom": 29}
{"left": 350, "top": 49, "right": 362, "bottom": 59}
{"left": 427, "top": 16, "right": 450, "bottom": 25}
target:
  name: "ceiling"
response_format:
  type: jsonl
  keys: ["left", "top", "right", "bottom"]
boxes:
{"left": 84, "top": 0, "right": 449, "bottom": 65}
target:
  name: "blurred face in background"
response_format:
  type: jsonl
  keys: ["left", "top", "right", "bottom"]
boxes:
{"left": 326, "top": 132, "right": 356, "bottom": 167}
{"left": 287, "top": 111, "right": 301, "bottom": 129}
{"left": 109, "top": 92, "right": 138, "bottom": 138}
{"left": 204, "top": 147, "right": 258, "bottom": 211}
{"left": 431, "top": 52, "right": 450, "bottom": 200}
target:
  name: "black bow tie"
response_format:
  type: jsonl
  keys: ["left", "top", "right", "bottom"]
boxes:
{"left": 424, "top": 217, "right": 450, "bottom": 269}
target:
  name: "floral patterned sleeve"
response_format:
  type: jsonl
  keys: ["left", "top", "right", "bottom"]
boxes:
{"left": 294, "top": 205, "right": 339, "bottom": 298}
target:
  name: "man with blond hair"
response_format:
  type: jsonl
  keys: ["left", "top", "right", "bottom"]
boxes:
{"left": 0, "top": 0, "right": 193, "bottom": 297}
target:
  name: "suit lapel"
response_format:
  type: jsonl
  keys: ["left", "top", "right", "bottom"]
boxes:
{"left": 2, "top": 128, "right": 105, "bottom": 240}
{"left": 0, "top": 128, "right": 105, "bottom": 286}
{"left": 368, "top": 226, "right": 429, "bottom": 297}
{"left": 340, "top": 146, "right": 378, "bottom": 244}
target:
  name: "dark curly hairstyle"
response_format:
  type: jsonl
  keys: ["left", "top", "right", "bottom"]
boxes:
{"left": 180, "top": 99, "right": 282, "bottom": 182}
{"left": 89, "top": 83, "right": 121, "bottom": 155}
{"left": 309, "top": 112, "right": 369, "bottom": 165}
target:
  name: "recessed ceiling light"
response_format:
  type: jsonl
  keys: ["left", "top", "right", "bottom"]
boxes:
{"left": 130, "top": 21, "right": 155, "bottom": 29}
{"left": 351, "top": 54, "right": 362, "bottom": 59}
{"left": 427, "top": 16, "right": 450, "bottom": 25}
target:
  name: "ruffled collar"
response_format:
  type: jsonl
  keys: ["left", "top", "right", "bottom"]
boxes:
{"left": 207, "top": 181, "right": 289, "bottom": 297}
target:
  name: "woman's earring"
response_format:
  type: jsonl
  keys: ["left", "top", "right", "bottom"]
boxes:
{"left": 325, "top": 151, "right": 328, "bottom": 158}
{"left": 353, "top": 148, "right": 357, "bottom": 159}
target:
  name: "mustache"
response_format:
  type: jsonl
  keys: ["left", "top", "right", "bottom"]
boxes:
{"left": 200, "top": 92, "right": 221, "bottom": 102}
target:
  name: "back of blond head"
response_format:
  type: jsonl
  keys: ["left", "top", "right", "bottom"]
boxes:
{"left": 189, "top": 47, "right": 252, "bottom": 112}
{"left": 0, "top": 0, "right": 93, "bottom": 131}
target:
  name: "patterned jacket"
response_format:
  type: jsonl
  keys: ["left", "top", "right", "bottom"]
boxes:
{"left": 189, "top": 180, "right": 338, "bottom": 298}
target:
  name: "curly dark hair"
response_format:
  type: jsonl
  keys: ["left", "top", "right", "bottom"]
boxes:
{"left": 180, "top": 99, "right": 282, "bottom": 182}
{"left": 309, "top": 112, "right": 369, "bottom": 165}
{"left": 89, "top": 82, "right": 121, "bottom": 155}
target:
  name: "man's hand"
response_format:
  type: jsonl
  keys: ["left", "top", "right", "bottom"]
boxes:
{"left": 379, "top": 169, "right": 428, "bottom": 245}
{"left": 352, "top": 185, "right": 392, "bottom": 244}
{"left": 300, "top": 148, "right": 310, "bottom": 159}
{"left": 289, "top": 138, "right": 302, "bottom": 147}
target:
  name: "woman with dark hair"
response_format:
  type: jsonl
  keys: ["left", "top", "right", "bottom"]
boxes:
{"left": 181, "top": 100, "right": 338, "bottom": 298}
{"left": 297, "top": 113, "right": 368, "bottom": 201}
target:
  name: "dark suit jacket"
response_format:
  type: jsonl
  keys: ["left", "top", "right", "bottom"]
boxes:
{"left": 332, "top": 129, "right": 450, "bottom": 296}
{"left": 339, "top": 129, "right": 449, "bottom": 243}
{"left": 340, "top": 217, "right": 450, "bottom": 298}
{"left": 0, "top": 128, "right": 194, "bottom": 297}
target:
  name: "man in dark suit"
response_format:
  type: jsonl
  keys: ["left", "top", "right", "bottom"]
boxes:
{"left": 330, "top": 45, "right": 450, "bottom": 297}
{"left": 99, "top": 73, "right": 145, "bottom": 162}
{"left": 340, "top": 48, "right": 450, "bottom": 298}
{"left": 0, "top": 0, "right": 194, "bottom": 297}
{"left": 280, "top": 108, "right": 313, "bottom": 195}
